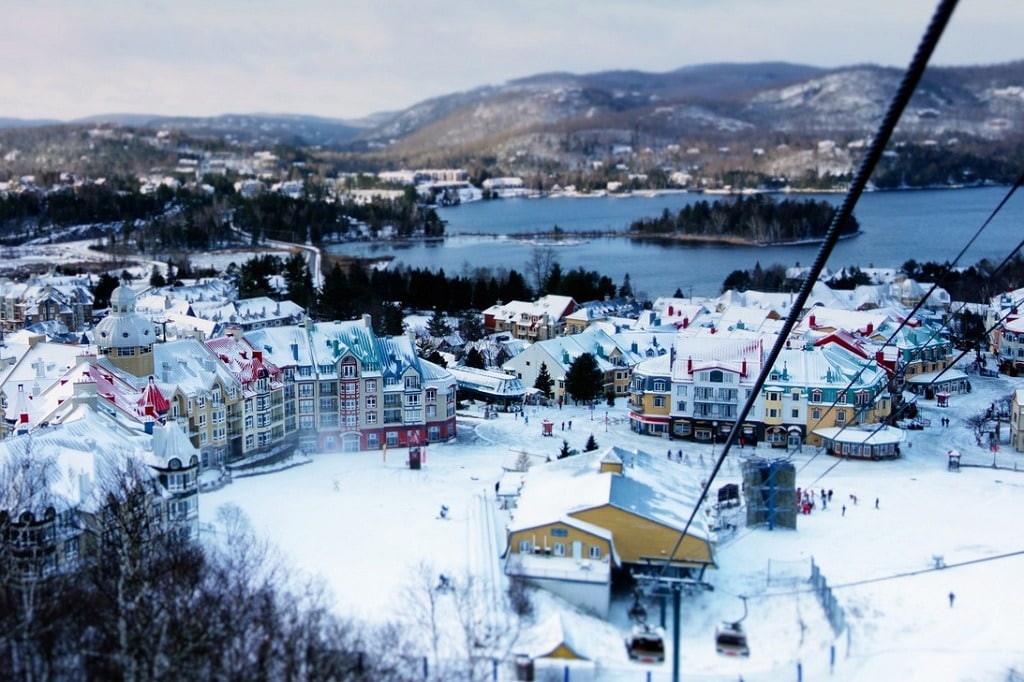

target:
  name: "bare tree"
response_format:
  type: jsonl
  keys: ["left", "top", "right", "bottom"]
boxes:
{"left": 525, "top": 246, "right": 557, "bottom": 295}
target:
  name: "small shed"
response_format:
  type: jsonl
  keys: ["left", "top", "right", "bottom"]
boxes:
{"left": 947, "top": 449, "right": 961, "bottom": 471}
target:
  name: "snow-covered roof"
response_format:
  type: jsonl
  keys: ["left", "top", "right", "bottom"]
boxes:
{"left": 511, "top": 447, "right": 710, "bottom": 542}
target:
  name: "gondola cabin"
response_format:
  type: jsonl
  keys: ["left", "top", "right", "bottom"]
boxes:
{"left": 626, "top": 624, "right": 665, "bottom": 663}
{"left": 715, "top": 622, "right": 750, "bottom": 657}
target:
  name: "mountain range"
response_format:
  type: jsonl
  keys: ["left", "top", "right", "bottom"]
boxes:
{"left": 3, "top": 61, "right": 1023, "bottom": 168}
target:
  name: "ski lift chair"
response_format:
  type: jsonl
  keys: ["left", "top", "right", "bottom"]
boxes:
{"left": 715, "top": 595, "right": 750, "bottom": 657}
{"left": 626, "top": 623, "right": 665, "bottom": 664}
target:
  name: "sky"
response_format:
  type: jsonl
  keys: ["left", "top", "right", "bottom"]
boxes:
{"left": 3, "top": 0, "right": 1023, "bottom": 122}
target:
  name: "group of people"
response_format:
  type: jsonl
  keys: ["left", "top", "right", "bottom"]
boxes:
{"left": 796, "top": 487, "right": 834, "bottom": 515}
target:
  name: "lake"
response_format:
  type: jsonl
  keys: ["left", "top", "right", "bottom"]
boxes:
{"left": 326, "top": 186, "right": 1024, "bottom": 299}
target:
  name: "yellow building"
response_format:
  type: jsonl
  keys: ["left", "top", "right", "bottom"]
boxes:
{"left": 505, "top": 446, "right": 715, "bottom": 616}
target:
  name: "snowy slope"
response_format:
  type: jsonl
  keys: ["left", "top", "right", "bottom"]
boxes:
{"left": 200, "top": 367, "right": 1024, "bottom": 681}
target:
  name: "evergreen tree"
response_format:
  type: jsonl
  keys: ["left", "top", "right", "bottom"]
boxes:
{"left": 558, "top": 439, "right": 573, "bottom": 459}
{"left": 564, "top": 353, "right": 604, "bottom": 405}
{"left": 534, "top": 362, "right": 554, "bottom": 398}
{"left": 465, "top": 347, "right": 486, "bottom": 369}
{"left": 584, "top": 434, "right": 599, "bottom": 452}
{"left": 92, "top": 273, "right": 120, "bottom": 309}
{"left": 618, "top": 273, "right": 633, "bottom": 298}
{"left": 427, "top": 308, "right": 452, "bottom": 337}
{"left": 149, "top": 265, "right": 166, "bottom": 288}
{"left": 378, "top": 302, "right": 405, "bottom": 336}
{"left": 458, "top": 311, "right": 486, "bottom": 342}
{"left": 283, "top": 252, "right": 314, "bottom": 309}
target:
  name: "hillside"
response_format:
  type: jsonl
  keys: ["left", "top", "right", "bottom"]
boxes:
{"left": 2, "top": 61, "right": 1023, "bottom": 186}
{"left": 347, "top": 61, "right": 1024, "bottom": 172}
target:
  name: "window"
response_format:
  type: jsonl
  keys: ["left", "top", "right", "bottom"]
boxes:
{"left": 653, "top": 396, "right": 665, "bottom": 408}
{"left": 836, "top": 410, "right": 846, "bottom": 423}
{"left": 811, "top": 390, "right": 823, "bottom": 403}
{"left": 811, "top": 408, "right": 822, "bottom": 420}
{"left": 837, "top": 391, "right": 847, "bottom": 404}
{"left": 792, "top": 391, "right": 800, "bottom": 401}
{"left": 653, "top": 380, "right": 666, "bottom": 392}
{"left": 366, "top": 395, "right": 377, "bottom": 409}
{"left": 792, "top": 408, "right": 800, "bottom": 418}
{"left": 298, "top": 383, "right": 315, "bottom": 397}
{"left": 366, "top": 411, "right": 377, "bottom": 424}
{"left": 341, "top": 363, "right": 357, "bottom": 378}
{"left": 365, "top": 379, "right": 377, "bottom": 392}
{"left": 386, "top": 432, "right": 399, "bottom": 446}
{"left": 518, "top": 540, "right": 532, "bottom": 553}
{"left": 553, "top": 543, "right": 566, "bottom": 557}
{"left": 588, "top": 545, "right": 602, "bottom": 559}
{"left": 551, "top": 528, "right": 568, "bottom": 537}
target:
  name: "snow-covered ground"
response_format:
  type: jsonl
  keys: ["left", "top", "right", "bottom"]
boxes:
{"left": 200, "top": 368, "right": 1024, "bottom": 681}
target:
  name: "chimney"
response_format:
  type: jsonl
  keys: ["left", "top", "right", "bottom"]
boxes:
{"left": 682, "top": 317, "right": 689, "bottom": 329}
{"left": 161, "top": 361, "right": 172, "bottom": 383}
{"left": 290, "top": 342, "right": 299, "bottom": 362}
{"left": 865, "top": 322, "right": 873, "bottom": 335}
{"left": 809, "top": 314, "right": 816, "bottom": 329}
{"left": 687, "top": 357, "right": 693, "bottom": 374}
{"left": 741, "top": 359, "right": 747, "bottom": 376}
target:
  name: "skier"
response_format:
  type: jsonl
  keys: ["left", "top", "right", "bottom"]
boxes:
{"left": 948, "top": 591, "right": 955, "bottom": 608}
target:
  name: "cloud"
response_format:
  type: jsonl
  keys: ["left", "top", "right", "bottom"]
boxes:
{"left": 0, "top": 0, "right": 1020, "bottom": 120}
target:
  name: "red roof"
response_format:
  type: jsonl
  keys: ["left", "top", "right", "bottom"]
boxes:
{"left": 138, "top": 376, "right": 171, "bottom": 415}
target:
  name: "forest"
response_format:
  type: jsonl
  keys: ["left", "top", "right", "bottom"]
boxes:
{"left": 0, "top": 177, "right": 443, "bottom": 250}
{"left": 627, "top": 194, "right": 860, "bottom": 244}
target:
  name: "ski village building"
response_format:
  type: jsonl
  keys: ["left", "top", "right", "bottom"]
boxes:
{"left": 0, "top": 285, "right": 457, "bottom": 588}
{"left": 503, "top": 446, "right": 713, "bottom": 616}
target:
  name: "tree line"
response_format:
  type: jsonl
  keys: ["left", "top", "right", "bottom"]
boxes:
{"left": 718, "top": 255, "right": 1024, "bottom": 304}
{"left": 236, "top": 252, "right": 629, "bottom": 335}
{"left": 628, "top": 194, "right": 860, "bottom": 244}
{"left": 0, "top": 177, "right": 444, "bottom": 252}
